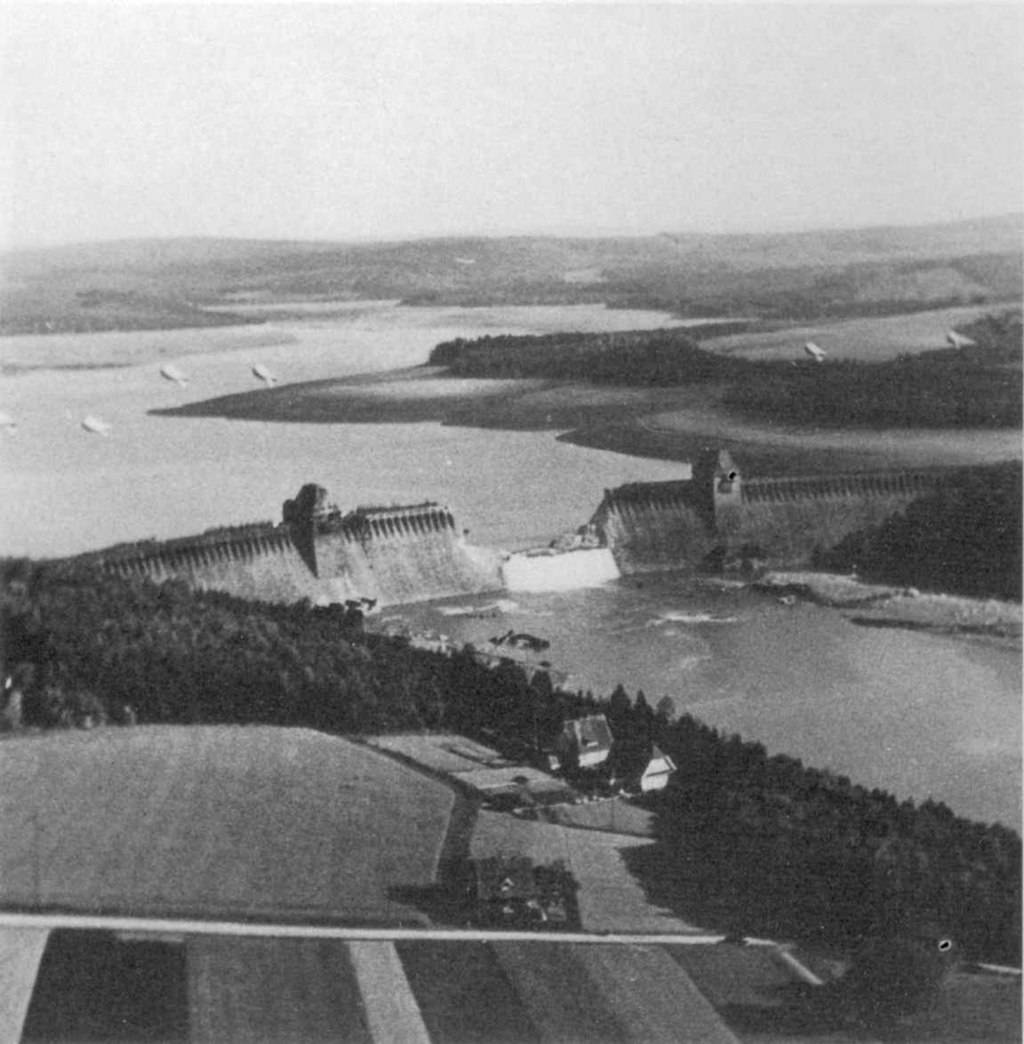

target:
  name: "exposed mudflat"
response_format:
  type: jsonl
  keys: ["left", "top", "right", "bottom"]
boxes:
{"left": 156, "top": 362, "right": 1021, "bottom": 477}
{"left": 754, "top": 571, "right": 1022, "bottom": 641}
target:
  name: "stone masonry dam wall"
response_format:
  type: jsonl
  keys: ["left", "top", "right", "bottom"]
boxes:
{"left": 726, "top": 471, "right": 944, "bottom": 564}
{"left": 593, "top": 450, "right": 950, "bottom": 573}
{"left": 62, "top": 455, "right": 955, "bottom": 602}
{"left": 591, "top": 480, "right": 714, "bottom": 574}
{"left": 67, "top": 485, "right": 503, "bottom": 609}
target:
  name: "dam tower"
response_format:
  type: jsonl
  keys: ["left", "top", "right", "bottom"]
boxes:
{"left": 693, "top": 447, "right": 743, "bottom": 538}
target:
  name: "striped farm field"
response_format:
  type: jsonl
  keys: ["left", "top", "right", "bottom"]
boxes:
{"left": 0, "top": 725, "right": 454, "bottom": 923}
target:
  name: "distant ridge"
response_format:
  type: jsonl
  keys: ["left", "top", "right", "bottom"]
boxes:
{"left": 3, "top": 214, "right": 1020, "bottom": 335}
{"left": 4, "top": 212, "right": 1021, "bottom": 264}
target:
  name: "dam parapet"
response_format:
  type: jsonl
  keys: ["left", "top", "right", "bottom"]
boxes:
{"left": 64, "top": 484, "right": 503, "bottom": 609}
{"left": 592, "top": 448, "right": 951, "bottom": 574}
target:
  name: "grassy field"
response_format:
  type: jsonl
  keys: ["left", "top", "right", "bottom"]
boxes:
{"left": 397, "top": 939, "right": 743, "bottom": 1043}
{"left": 187, "top": 936, "right": 372, "bottom": 1043}
{"left": 17, "top": 928, "right": 1019, "bottom": 1041}
{"left": 0, "top": 725, "right": 454, "bottom": 923}
{"left": 703, "top": 304, "right": 1000, "bottom": 362}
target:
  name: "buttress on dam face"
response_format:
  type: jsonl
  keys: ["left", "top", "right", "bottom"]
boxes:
{"left": 65, "top": 449, "right": 948, "bottom": 608}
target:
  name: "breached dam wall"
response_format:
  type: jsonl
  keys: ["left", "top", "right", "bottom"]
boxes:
{"left": 314, "top": 505, "right": 503, "bottom": 606}
{"left": 69, "top": 490, "right": 503, "bottom": 609}
{"left": 590, "top": 480, "right": 713, "bottom": 575}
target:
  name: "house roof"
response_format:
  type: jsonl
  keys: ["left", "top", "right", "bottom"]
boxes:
{"left": 562, "top": 714, "right": 614, "bottom": 750}
{"left": 647, "top": 745, "right": 676, "bottom": 770}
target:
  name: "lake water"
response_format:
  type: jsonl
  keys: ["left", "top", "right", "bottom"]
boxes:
{"left": 0, "top": 303, "right": 1019, "bottom": 827}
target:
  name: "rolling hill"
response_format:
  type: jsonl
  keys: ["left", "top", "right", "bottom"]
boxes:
{"left": 2, "top": 214, "right": 1020, "bottom": 335}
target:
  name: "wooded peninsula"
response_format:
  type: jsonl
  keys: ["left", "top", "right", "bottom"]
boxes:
{"left": 429, "top": 311, "right": 1022, "bottom": 431}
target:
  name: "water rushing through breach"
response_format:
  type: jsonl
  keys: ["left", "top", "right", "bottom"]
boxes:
{"left": 502, "top": 548, "right": 620, "bottom": 592}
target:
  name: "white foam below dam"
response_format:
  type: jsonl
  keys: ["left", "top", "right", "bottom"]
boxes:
{"left": 501, "top": 547, "right": 620, "bottom": 592}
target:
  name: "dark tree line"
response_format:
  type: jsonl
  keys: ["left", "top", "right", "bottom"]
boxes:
{"left": 1, "top": 561, "right": 1019, "bottom": 964}
{"left": 723, "top": 355, "right": 1020, "bottom": 429}
{"left": 429, "top": 328, "right": 743, "bottom": 384}
{"left": 819, "top": 462, "right": 1022, "bottom": 601}
{"left": 429, "top": 311, "right": 1021, "bottom": 430}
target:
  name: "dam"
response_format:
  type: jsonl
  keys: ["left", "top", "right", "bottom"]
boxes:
{"left": 67, "top": 484, "right": 504, "bottom": 609}
{"left": 62, "top": 449, "right": 953, "bottom": 607}
{"left": 592, "top": 447, "right": 948, "bottom": 574}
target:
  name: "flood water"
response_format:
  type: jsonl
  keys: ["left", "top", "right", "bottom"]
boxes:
{"left": 0, "top": 303, "right": 1019, "bottom": 827}
{"left": 391, "top": 578, "right": 1021, "bottom": 828}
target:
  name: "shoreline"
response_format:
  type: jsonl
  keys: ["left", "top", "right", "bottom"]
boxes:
{"left": 154, "top": 364, "right": 1023, "bottom": 477}
{"left": 752, "top": 571, "right": 1022, "bottom": 642}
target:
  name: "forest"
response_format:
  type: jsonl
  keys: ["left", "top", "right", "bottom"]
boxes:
{"left": 429, "top": 327, "right": 742, "bottom": 382}
{"left": 818, "top": 461, "right": 1022, "bottom": 601}
{"left": 429, "top": 311, "right": 1022, "bottom": 430}
{"left": 2, "top": 561, "right": 1019, "bottom": 965}
{"left": 723, "top": 311, "right": 1022, "bottom": 429}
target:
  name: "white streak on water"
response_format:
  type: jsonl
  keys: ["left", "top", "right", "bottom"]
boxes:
{"left": 647, "top": 611, "right": 741, "bottom": 626}
{"left": 503, "top": 548, "right": 619, "bottom": 592}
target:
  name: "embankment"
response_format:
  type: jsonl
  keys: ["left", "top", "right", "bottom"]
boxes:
{"left": 754, "top": 571, "right": 1022, "bottom": 640}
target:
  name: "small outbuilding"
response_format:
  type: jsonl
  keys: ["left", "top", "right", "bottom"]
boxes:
{"left": 637, "top": 745, "right": 677, "bottom": 792}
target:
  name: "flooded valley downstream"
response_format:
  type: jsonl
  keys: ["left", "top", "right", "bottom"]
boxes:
{"left": 0, "top": 303, "right": 1018, "bottom": 827}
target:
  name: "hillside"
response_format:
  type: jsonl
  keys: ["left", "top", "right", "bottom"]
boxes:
{"left": 2, "top": 214, "right": 1020, "bottom": 335}
{"left": 2, "top": 565, "right": 1020, "bottom": 966}
{"left": 0, "top": 726, "right": 453, "bottom": 922}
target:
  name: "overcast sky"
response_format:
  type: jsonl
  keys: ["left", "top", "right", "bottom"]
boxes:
{"left": 2, "top": 3, "right": 1021, "bottom": 249}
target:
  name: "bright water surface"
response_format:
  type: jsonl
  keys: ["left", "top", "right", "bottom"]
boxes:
{"left": 0, "top": 303, "right": 1019, "bottom": 827}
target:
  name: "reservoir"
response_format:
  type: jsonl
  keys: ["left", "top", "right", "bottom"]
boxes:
{"left": 0, "top": 303, "right": 1019, "bottom": 827}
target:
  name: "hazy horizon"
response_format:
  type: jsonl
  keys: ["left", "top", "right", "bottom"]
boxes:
{"left": 4, "top": 209, "right": 1024, "bottom": 257}
{"left": 3, "top": 4, "right": 1022, "bottom": 251}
